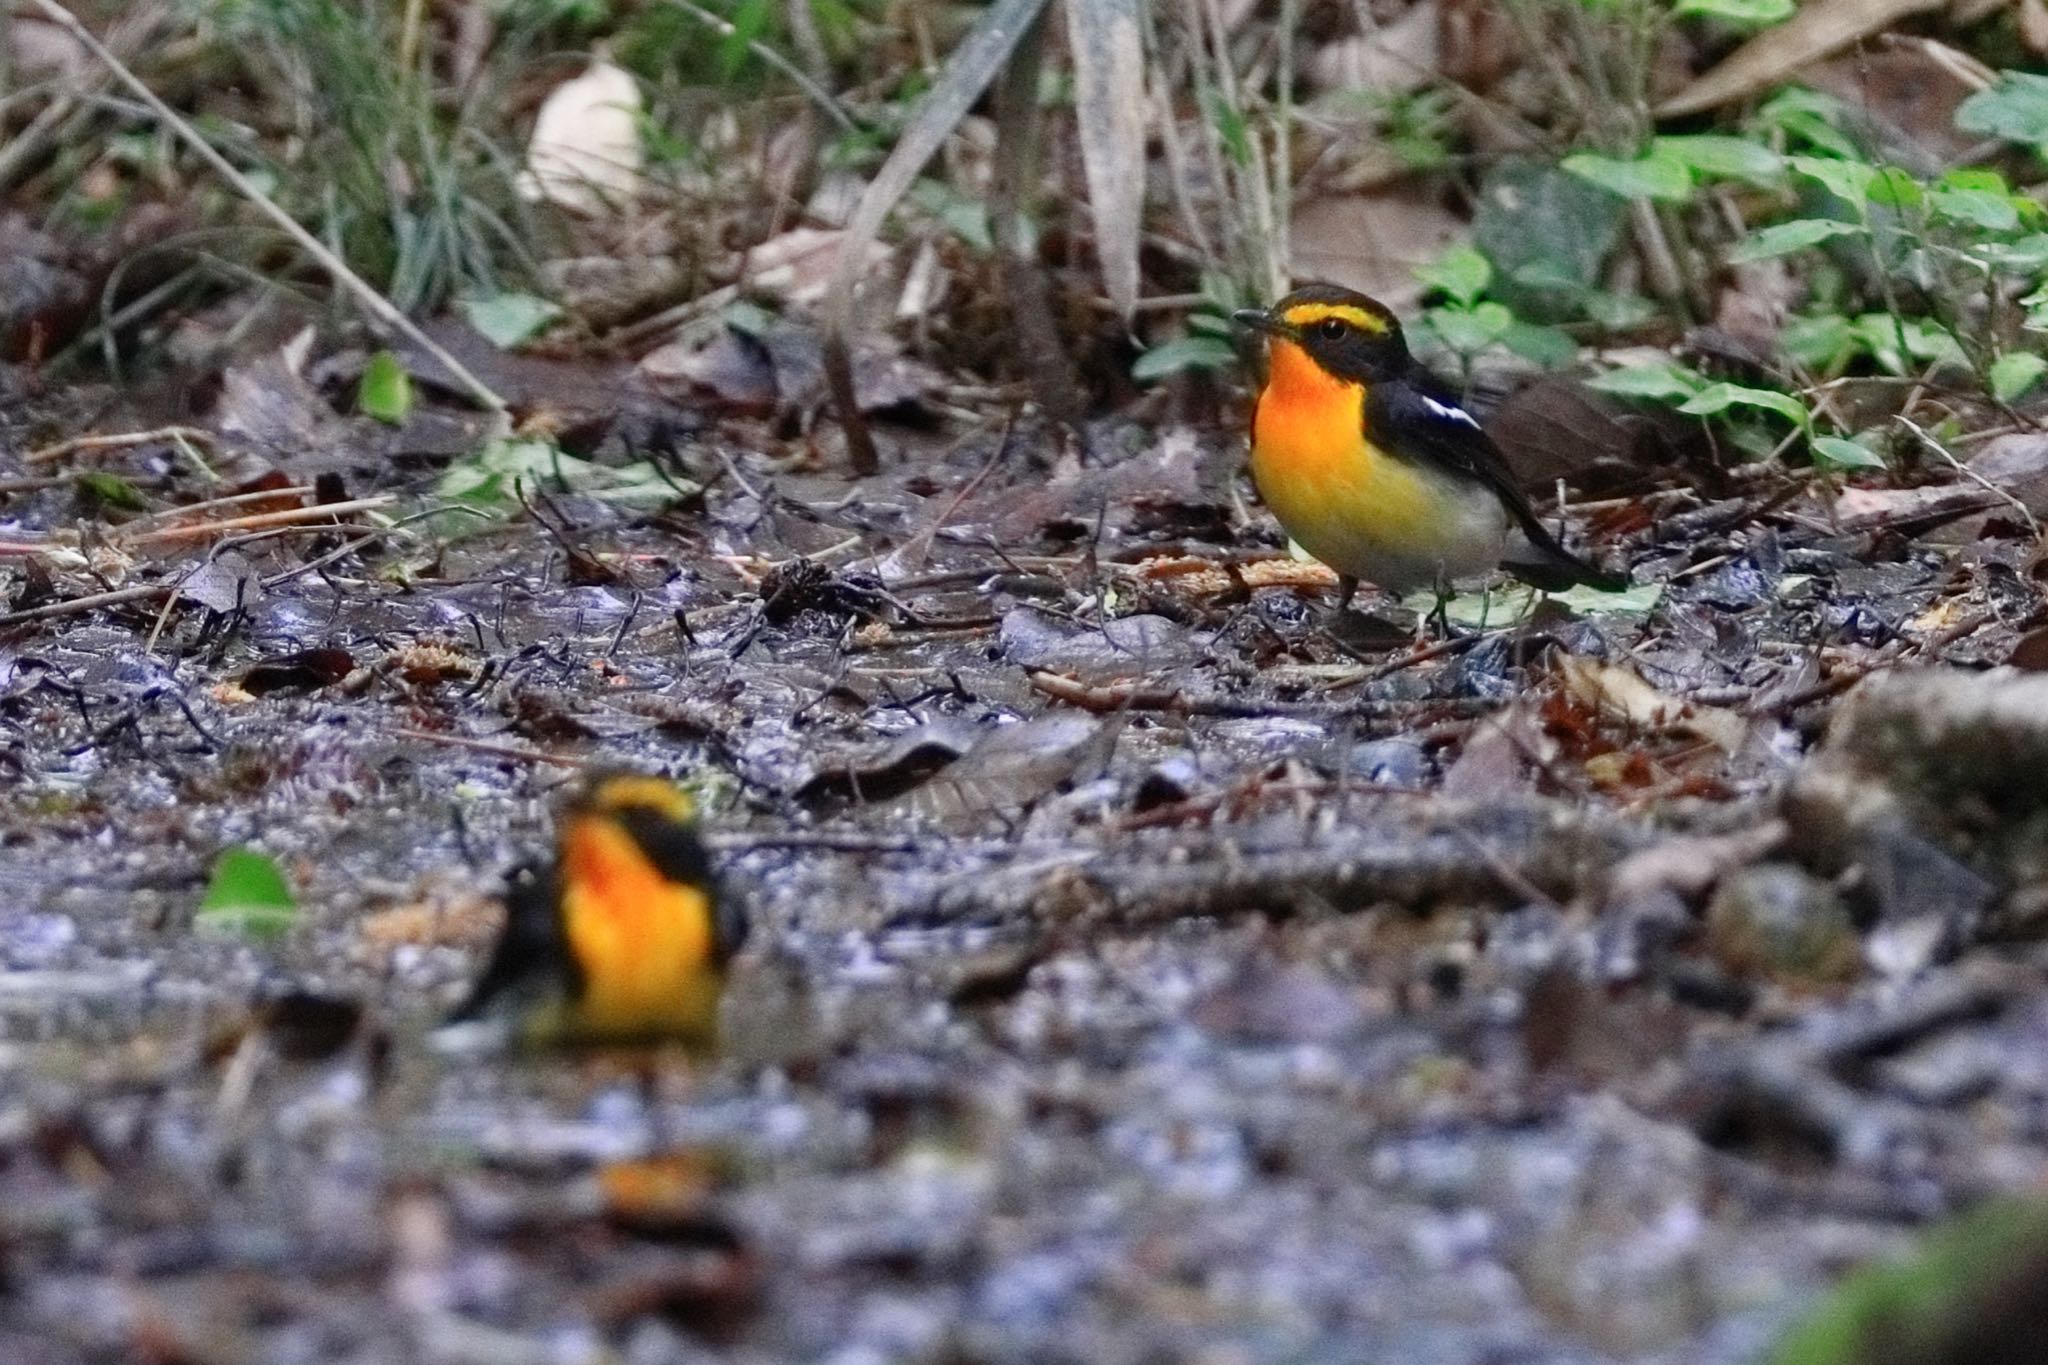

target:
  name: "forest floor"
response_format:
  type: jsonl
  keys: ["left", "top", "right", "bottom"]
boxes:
{"left": 4, "top": 338, "right": 2048, "bottom": 1363}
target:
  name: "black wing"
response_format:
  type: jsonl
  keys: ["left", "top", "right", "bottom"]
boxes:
{"left": 1366, "top": 376, "right": 1626, "bottom": 592}
{"left": 446, "top": 860, "right": 578, "bottom": 1022}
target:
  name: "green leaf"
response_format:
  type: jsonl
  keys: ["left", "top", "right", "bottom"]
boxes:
{"left": 1758, "top": 89, "right": 1861, "bottom": 159}
{"left": 1727, "top": 218, "right": 1867, "bottom": 263}
{"left": 1415, "top": 245, "right": 1492, "bottom": 307}
{"left": 1678, "top": 382, "right": 1810, "bottom": 427}
{"left": 1429, "top": 301, "right": 1513, "bottom": 354}
{"left": 1810, "top": 435, "right": 1886, "bottom": 472}
{"left": 1474, "top": 159, "right": 1628, "bottom": 319}
{"left": 1581, "top": 291, "right": 1659, "bottom": 330}
{"left": 358, "top": 350, "right": 413, "bottom": 425}
{"left": 459, "top": 292, "right": 564, "bottom": 349}
{"left": 1990, "top": 351, "right": 2048, "bottom": 402}
{"left": 1550, "top": 579, "right": 1663, "bottom": 615}
{"left": 1955, "top": 71, "right": 2048, "bottom": 148}
{"left": 1586, "top": 362, "right": 1708, "bottom": 403}
{"left": 907, "top": 178, "right": 994, "bottom": 252}
{"left": 438, "top": 436, "right": 698, "bottom": 515}
{"left": 1930, "top": 188, "right": 2020, "bottom": 232}
{"left": 2023, "top": 286, "right": 2048, "bottom": 332}
{"left": 1131, "top": 334, "right": 1237, "bottom": 382}
{"left": 1499, "top": 321, "right": 1579, "bottom": 368}
{"left": 1937, "top": 167, "right": 2011, "bottom": 195}
{"left": 75, "top": 470, "right": 149, "bottom": 512}
{"left": 1673, "top": 0, "right": 1792, "bottom": 25}
{"left": 717, "top": 0, "right": 770, "bottom": 79}
{"left": 1788, "top": 156, "right": 1876, "bottom": 206}
{"left": 1781, "top": 313, "right": 1857, "bottom": 372}
{"left": 197, "top": 847, "right": 297, "bottom": 940}
{"left": 1771, "top": 1203, "right": 2048, "bottom": 1365}
{"left": 1562, "top": 148, "right": 1694, "bottom": 203}
{"left": 1398, "top": 578, "right": 1662, "bottom": 628}
{"left": 1653, "top": 134, "right": 1784, "bottom": 185}
{"left": 1865, "top": 167, "right": 1923, "bottom": 209}
{"left": 1852, "top": 314, "right": 1966, "bottom": 373}
{"left": 1970, "top": 233, "right": 2048, "bottom": 272}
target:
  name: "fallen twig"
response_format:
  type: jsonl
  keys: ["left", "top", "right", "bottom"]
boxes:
{"left": 117, "top": 495, "right": 394, "bottom": 547}
{"left": 26, "top": 425, "right": 218, "bottom": 466}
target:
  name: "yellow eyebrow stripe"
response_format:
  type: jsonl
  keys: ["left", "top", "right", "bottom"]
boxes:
{"left": 589, "top": 775, "right": 696, "bottom": 823}
{"left": 1278, "top": 302, "right": 1390, "bottom": 334}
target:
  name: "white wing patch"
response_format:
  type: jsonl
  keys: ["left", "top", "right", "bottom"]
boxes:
{"left": 1421, "top": 395, "right": 1482, "bottom": 430}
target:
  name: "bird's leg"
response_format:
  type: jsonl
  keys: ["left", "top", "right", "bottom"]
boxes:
{"left": 1423, "top": 577, "right": 1459, "bottom": 641}
{"left": 1334, "top": 573, "right": 1360, "bottom": 616}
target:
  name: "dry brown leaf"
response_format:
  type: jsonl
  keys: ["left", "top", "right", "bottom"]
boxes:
{"left": 1558, "top": 656, "right": 1748, "bottom": 752}
{"left": 355, "top": 892, "right": 501, "bottom": 954}
{"left": 1132, "top": 555, "right": 1339, "bottom": 596}
{"left": 1065, "top": 0, "right": 1145, "bottom": 321}
{"left": 1289, "top": 192, "right": 1466, "bottom": 315}
{"left": 1307, "top": 2, "right": 1439, "bottom": 97}
{"left": 1656, "top": 0, "right": 1946, "bottom": 119}
{"left": 2025, "top": 0, "right": 2048, "bottom": 56}
{"left": 1803, "top": 43, "right": 1987, "bottom": 170}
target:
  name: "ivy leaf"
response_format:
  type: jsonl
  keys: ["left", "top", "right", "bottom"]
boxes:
{"left": 1653, "top": 134, "right": 1784, "bottom": 185}
{"left": 357, "top": 350, "right": 414, "bottom": 425}
{"left": 1562, "top": 148, "right": 1694, "bottom": 203}
{"left": 1727, "top": 218, "right": 1867, "bottom": 263}
{"left": 1955, "top": 71, "right": 2048, "bottom": 148}
{"left": 1131, "top": 334, "right": 1237, "bottom": 383}
{"left": 459, "top": 292, "right": 564, "bottom": 349}
{"left": 1585, "top": 362, "right": 1709, "bottom": 403}
{"left": 1678, "top": 382, "right": 1809, "bottom": 427}
{"left": 198, "top": 847, "right": 298, "bottom": 940}
{"left": 1810, "top": 435, "right": 1886, "bottom": 473}
{"left": 1415, "top": 245, "right": 1492, "bottom": 308}
{"left": 1990, "top": 352, "right": 2048, "bottom": 402}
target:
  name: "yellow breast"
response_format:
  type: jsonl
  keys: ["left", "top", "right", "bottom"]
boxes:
{"left": 1249, "top": 340, "right": 1507, "bottom": 591}
{"left": 555, "top": 816, "right": 723, "bottom": 1043}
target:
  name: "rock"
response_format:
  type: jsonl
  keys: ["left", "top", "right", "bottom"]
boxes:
{"left": 1703, "top": 863, "right": 1860, "bottom": 985}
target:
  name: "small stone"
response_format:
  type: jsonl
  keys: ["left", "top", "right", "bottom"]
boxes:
{"left": 1704, "top": 863, "right": 1860, "bottom": 985}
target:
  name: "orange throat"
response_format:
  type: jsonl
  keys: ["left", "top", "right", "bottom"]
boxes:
{"left": 556, "top": 815, "right": 721, "bottom": 1041}
{"left": 1250, "top": 338, "right": 1368, "bottom": 486}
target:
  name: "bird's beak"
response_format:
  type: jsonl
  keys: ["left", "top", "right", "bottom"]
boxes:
{"left": 1232, "top": 307, "right": 1286, "bottom": 338}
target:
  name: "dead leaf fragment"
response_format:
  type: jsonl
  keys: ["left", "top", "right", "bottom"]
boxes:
{"left": 1289, "top": 193, "right": 1466, "bottom": 316}
{"left": 517, "top": 59, "right": 643, "bottom": 214}
{"left": 1657, "top": 0, "right": 1946, "bottom": 119}
{"left": 1558, "top": 656, "right": 1748, "bottom": 752}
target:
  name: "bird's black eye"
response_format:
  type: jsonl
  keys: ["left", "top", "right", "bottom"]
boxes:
{"left": 1316, "top": 318, "right": 1347, "bottom": 341}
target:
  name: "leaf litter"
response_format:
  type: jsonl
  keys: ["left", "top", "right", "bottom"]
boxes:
{"left": 4, "top": 341, "right": 2048, "bottom": 1365}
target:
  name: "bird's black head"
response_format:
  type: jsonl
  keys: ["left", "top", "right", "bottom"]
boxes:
{"left": 1233, "top": 284, "right": 1410, "bottom": 384}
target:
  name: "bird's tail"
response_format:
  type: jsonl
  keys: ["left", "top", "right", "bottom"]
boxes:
{"left": 1503, "top": 529, "right": 1629, "bottom": 593}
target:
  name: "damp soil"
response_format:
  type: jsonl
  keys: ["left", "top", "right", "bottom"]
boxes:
{"left": 3, "top": 368, "right": 2048, "bottom": 1365}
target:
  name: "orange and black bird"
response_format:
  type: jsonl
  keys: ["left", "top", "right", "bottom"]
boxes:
{"left": 448, "top": 774, "right": 746, "bottom": 1048}
{"left": 1234, "top": 284, "right": 1624, "bottom": 610}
